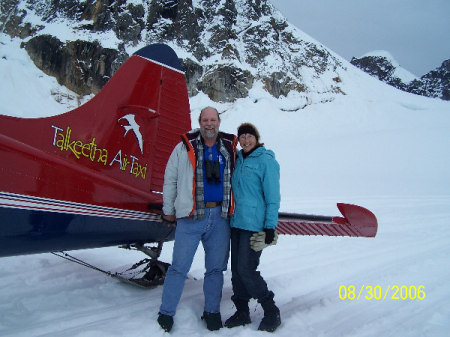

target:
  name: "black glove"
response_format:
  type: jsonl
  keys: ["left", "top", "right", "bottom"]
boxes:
{"left": 264, "top": 228, "right": 275, "bottom": 244}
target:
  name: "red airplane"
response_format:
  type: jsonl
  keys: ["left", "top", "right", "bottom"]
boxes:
{"left": 0, "top": 44, "right": 377, "bottom": 288}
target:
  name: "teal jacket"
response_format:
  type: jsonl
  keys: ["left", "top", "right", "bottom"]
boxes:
{"left": 230, "top": 146, "right": 280, "bottom": 232}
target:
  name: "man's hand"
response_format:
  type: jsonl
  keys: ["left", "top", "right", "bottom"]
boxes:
{"left": 161, "top": 214, "right": 177, "bottom": 227}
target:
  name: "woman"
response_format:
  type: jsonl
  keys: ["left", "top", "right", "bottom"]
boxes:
{"left": 225, "top": 123, "right": 281, "bottom": 332}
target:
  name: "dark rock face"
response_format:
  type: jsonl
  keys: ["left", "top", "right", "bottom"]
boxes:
{"left": 198, "top": 65, "right": 253, "bottom": 102}
{"left": 351, "top": 55, "right": 449, "bottom": 101}
{"left": 350, "top": 55, "right": 407, "bottom": 91}
{"left": 409, "top": 60, "right": 450, "bottom": 101}
{"left": 1, "top": 0, "right": 41, "bottom": 38}
{"left": 2, "top": 0, "right": 345, "bottom": 101}
{"left": 24, "top": 35, "right": 128, "bottom": 95}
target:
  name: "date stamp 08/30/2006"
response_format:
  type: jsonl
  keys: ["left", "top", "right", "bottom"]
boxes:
{"left": 339, "top": 285, "right": 426, "bottom": 301}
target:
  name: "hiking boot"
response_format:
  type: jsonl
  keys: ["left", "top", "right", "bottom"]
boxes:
{"left": 225, "top": 310, "right": 251, "bottom": 328}
{"left": 157, "top": 312, "right": 174, "bottom": 332}
{"left": 201, "top": 311, "right": 223, "bottom": 331}
{"left": 258, "top": 299, "right": 281, "bottom": 332}
{"left": 225, "top": 300, "right": 251, "bottom": 328}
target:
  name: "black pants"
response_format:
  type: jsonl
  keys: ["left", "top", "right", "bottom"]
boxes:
{"left": 230, "top": 228, "right": 273, "bottom": 303}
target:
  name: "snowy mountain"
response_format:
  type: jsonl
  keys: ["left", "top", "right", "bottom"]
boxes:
{"left": 1, "top": 0, "right": 346, "bottom": 103}
{"left": 1, "top": 1, "right": 450, "bottom": 336}
{"left": 409, "top": 59, "right": 450, "bottom": 100}
{"left": 2, "top": 0, "right": 448, "bottom": 104}
{"left": 350, "top": 50, "right": 418, "bottom": 85}
{"left": 351, "top": 51, "right": 450, "bottom": 101}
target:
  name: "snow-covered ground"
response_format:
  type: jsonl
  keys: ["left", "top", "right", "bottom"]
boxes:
{"left": 1, "top": 33, "right": 450, "bottom": 336}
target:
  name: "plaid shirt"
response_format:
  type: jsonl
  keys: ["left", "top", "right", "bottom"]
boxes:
{"left": 184, "top": 129, "right": 237, "bottom": 220}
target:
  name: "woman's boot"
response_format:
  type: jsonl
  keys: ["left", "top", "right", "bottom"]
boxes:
{"left": 224, "top": 300, "right": 251, "bottom": 328}
{"left": 258, "top": 298, "right": 281, "bottom": 332}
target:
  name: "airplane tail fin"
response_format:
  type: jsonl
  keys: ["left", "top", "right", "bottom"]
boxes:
{"left": 0, "top": 43, "right": 191, "bottom": 210}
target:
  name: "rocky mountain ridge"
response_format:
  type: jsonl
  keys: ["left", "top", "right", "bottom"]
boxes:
{"left": 1, "top": 0, "right": 447, "bottom": 103}
{"left": 351, "top": 52, "right": 449, "bottom": 101}
{"left": 1, "top": 0, "right": 346, "bottom": 104}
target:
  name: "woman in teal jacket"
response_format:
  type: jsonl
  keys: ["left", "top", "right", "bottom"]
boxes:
{"left": 225, "top": 123, "right": 281, "bottom": 333}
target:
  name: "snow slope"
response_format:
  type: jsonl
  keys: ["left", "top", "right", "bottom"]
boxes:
{"left": 1, "top": 33, "right": 450, "bottom": 337}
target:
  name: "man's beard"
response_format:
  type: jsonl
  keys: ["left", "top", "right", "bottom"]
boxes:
{"left": 202, "top": 126, "right": 217, "bottom": 139}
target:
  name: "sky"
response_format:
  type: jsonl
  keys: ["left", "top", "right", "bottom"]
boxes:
{"left": 269, "top": 0, "right": 450, "bottom": 77}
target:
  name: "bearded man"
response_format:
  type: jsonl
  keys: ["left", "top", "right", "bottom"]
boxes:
{"left": 157, "top": 106, "right": 238, "bottom": 332}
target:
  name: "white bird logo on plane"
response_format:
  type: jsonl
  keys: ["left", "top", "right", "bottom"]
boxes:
{"left": 118, "top": 114, "right": 144, "bottom": 154}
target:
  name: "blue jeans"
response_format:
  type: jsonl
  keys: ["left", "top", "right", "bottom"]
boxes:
{"left": 159, "top": 206, "right": 230, "bottom": 316}
{"left": 230, "top": 228, "right": 273, "bottom": 304}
